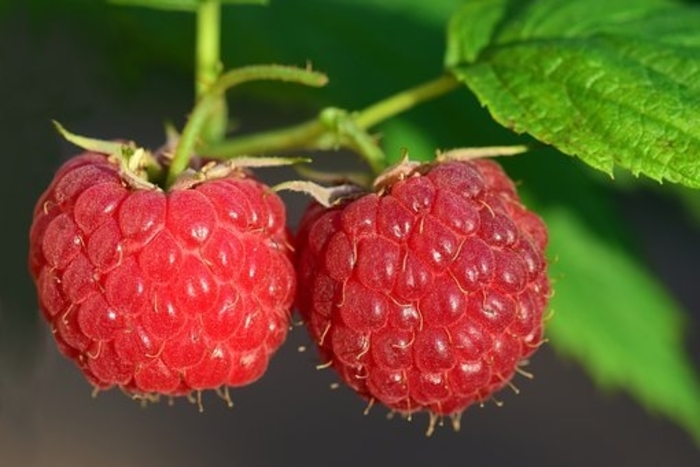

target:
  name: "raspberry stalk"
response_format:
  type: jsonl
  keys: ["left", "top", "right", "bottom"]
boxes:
{"left": 200, "top": 74, "right": 461, "bottom": 173}
{"left": 166, "top": 65, "right": 329, "bottom": 187}
{"left": 196, "top": 0, "right": 226, "bottom": 146}
{"left": 354, "top": 74, "right": 459, "bottom": 130}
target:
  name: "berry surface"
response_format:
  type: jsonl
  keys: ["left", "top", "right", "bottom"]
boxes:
{"left": 295, "top": 159, "right": 550, "bottom": 420}
{"left": 29, "top": 151, "right": 296, "bottom": 397}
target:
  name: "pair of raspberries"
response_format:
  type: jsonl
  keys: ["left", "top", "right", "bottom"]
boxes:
{"left": 28, "top": 150, "right": 550, "bottom": 427}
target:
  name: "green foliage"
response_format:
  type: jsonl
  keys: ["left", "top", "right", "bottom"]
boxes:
{"left": 504, "top": 145, "right": 700, "bottom": 444}
{"left": 447, "top": 0, "right": 700, "bottom": 188}
{"left": 544, "top": 205, "right": 700, "bottom": 442}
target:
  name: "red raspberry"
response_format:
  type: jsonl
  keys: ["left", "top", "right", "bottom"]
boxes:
{"left": 295, "top": 158, "right": 549, "bottom": 428}
{"left": 29, "top": 151, "right": 295, "bottom": 400}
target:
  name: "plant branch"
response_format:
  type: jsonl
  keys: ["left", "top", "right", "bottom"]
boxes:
{"left": 201, "top": 73, "right": 461, "bottom": 172}
{"left": 196, "top": 0, "right": 226, "bottom": 144}
{"left": 196, "top": 0, "right": 221, "bottom": 98}
{"left": 354, "top": 74, "right": 459, "bottom": 129}
{"left": 167, "top": 65, "right": 328, "bottom": 187}
{"left": 202, "top": 120, "right": 327, "bottom": 157}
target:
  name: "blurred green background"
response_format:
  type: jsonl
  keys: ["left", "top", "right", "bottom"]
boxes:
{"left": 1, "top": 1, "right": 699, "bottom": 465}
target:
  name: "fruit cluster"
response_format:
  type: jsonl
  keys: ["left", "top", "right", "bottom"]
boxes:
{"left": 29, "top": 145, "right": 550, "bottom": 426}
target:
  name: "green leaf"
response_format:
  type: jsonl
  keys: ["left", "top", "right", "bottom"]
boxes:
{"left": 447, "top": 0, "right": 700, "bottom": 188}
{"left": 543, "top": 204, "right": 700, "bottom": 444}
{"left": 444, "top": 0, "right": 508, "bottom": 64}
{"left": 109, "top": 0, "right": 267, "bottom": 12}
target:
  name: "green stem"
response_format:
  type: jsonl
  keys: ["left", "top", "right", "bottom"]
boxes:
{"left": 196, "top": 0, "right": 226, "bottom": 144}
{"left": 201, "top": 73, "right": 461, "bottom": 170}
{"left": 317, "top": 108, "right": 387, "bottom": 175}
{"left": 167, "top": 65, "right": 328, "bottom": 187}
{"left": 354, "top": 74, "right": 459, "bottom": 129}
{"left": 344, "top": 128, "right": 386, "bottom": 175}
{"left": 203, "top": 120, "right": 327, "bottom": 158}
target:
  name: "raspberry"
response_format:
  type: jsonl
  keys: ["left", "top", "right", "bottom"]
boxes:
{"left": 29, "top": 151, "right": 296, "bottom": 400}
{"left": 295, "top": 158, "right": 549, "bottom": 429}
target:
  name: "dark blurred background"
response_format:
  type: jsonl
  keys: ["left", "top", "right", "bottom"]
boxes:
{"left": 1, "top": 2, "right": 699, "bottom": 466}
